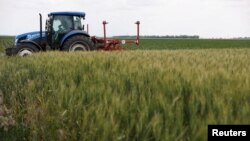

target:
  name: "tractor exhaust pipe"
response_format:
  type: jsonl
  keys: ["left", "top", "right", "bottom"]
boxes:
{"left": 39, "top": 13, "right": 42, "bottom": 45}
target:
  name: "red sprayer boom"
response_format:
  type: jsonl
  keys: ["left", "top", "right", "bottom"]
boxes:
{"left": 91, "top": 21, "right": 140, "bottom": 50}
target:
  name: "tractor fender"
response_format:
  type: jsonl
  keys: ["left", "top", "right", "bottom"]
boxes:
{"left": 20, "top": 40, "right": 43, "bottom": 51}
{"left": 60, "top": 30, "right": 90, "bottom": 46}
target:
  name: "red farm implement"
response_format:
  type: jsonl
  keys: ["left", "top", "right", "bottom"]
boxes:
{"left": 91, "top": 21, "right": 140, "bottom": 51}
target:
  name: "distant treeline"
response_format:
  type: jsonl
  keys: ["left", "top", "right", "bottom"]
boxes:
{"left": 113, "top": 35, "right": 200, "bottom": 39}
{"left": 233, "top": 37, "right": 250, "bottom": 39}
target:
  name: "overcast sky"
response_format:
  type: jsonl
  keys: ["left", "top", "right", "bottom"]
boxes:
{"left": 0, "top": 0, "right": 249, "bottom": 38}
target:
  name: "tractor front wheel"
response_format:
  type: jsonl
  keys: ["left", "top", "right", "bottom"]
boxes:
{"left": 16, "top": 43, "right": 39, "bottom": 57}
{"left": 62, "top": 35, "right": 94, "bottom": 51}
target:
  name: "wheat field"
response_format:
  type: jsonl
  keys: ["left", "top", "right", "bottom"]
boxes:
{"left": 0, "top": 50, "right": 250, "bottom": 140}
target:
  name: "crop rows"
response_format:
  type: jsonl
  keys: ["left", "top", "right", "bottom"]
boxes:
{"left": 126, "top": 39, "right": 250, "bottom": 50}
{"left": 0, "top": 50, "right": 250, "bottom": 140}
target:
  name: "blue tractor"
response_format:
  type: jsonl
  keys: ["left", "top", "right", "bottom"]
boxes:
{"left": 6, "top": 12, "right": 95, "bottom": 56}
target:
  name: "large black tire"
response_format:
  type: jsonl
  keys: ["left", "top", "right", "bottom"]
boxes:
{"left": 62, "top": 35, "right": 95, "bottom": 51}
{"left": 15, "top": 43, "right": 39, "bottom": 57}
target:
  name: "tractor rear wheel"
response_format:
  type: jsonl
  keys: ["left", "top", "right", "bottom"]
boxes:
{"left": 16, "top": 43, "right": 39, "bottom": 57}
{"left": 62, "top": 35, "right": 95, "bottom": 51}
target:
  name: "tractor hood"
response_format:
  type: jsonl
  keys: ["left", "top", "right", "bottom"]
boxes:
{"left": 15, "top": 31, "right": 46, "bottom": 44}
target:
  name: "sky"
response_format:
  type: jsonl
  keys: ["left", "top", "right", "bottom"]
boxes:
{"left": 0, "top": 0, "right": 249, "bottom": 38}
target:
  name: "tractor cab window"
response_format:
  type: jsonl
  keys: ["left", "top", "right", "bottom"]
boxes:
{"left": 73, "top": 16, "right": 82, "bottom": 30}
{"left": 51, "top": 15, "right": 74, "bottom": 47}
{"left": 52, "top": 19, "right": 61, "bottom": 32}
{"left": 45, "top": 19, "right": 49, "bottom": 31}
{"left": 45, "top": 16, "right": 52, "bottom": 32}
{"left": 81, "top": 18, "right": 85, "bottom": 30}
{"left": 53, "top": 16, "right": 73, "bottom": 33}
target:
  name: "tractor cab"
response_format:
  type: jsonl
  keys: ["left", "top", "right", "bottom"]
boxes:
{"left": 46, "top": 12, "right": 86, "bottom": 49}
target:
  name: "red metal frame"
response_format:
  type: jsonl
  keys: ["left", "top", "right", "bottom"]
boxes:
{"left": 91, "top": 21, "right": 140, "bottom": 51}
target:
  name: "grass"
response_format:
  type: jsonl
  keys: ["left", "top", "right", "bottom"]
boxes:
{"left": 0, "top": 50, "right": 250, "bottom": 140}
{"left": 0, "top": 36, "right": 14, "bottom": 53}
{"left": 127, "top": 39, "right": 250, "bottom": 49}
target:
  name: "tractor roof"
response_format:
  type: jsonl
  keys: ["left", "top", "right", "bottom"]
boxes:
{"left": 49, "top": 11, "right": 85, "bottom": 17}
